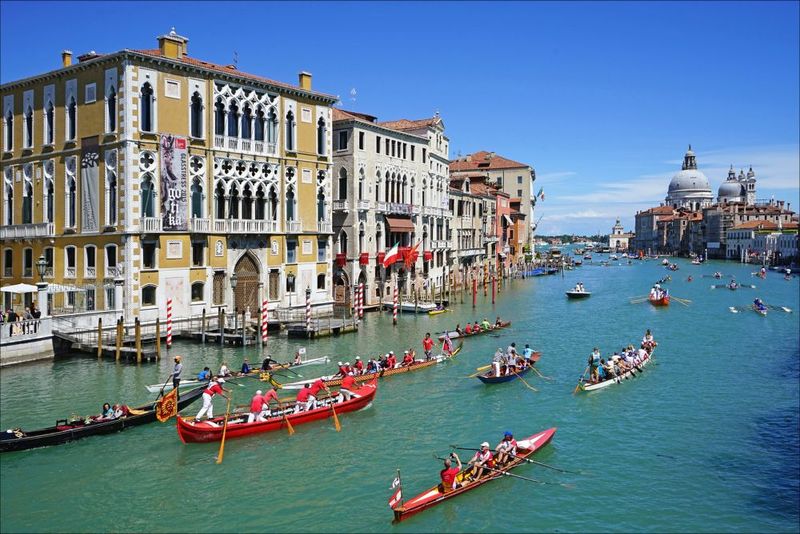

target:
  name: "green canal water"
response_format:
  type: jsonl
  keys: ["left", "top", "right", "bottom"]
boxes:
{"left": 1, "top": 255, "right": 798, "bottom": 533}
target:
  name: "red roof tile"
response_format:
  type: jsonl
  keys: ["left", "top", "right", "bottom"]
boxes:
{"left": 377, "top": 117, "right": 440, "bottom": 131}
{"left": 450, "top": 151, "right": 530, "bottom": 171}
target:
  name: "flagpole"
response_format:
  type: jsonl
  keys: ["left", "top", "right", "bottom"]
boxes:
{"left": 396, "top": 468, "right": 404, "bottom": 508}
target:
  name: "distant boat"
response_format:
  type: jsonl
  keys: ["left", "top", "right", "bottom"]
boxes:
{"left": 566, "top": 290, "right": 591, "bottom": 299}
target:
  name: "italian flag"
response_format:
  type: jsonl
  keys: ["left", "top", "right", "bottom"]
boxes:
{"left": 383, "top": 242, "right": 400, "bottom": 268}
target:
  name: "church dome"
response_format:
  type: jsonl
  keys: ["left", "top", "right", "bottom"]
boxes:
{"left": 668, "top": 169, "right": 711, "bottom": 193}
{"left": 718, "top": 180, "right": 745, "bottom": 201}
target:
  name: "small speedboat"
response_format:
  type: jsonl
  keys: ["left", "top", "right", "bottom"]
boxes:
{"left": 566, "top": 290, "right": 591, "bottom": 299}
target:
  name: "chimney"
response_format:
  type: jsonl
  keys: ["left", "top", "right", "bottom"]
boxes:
{"left": 78, "top": 50, "right": 100, "bottom": 62}
{"left": 299, "top": 71, "right": 312, "bottom": 90}
{"left": 157, "top": 27, "right": 188, "bottom": 60}
{"left": 62, "top": 50, "right": 73, "bottom": 67}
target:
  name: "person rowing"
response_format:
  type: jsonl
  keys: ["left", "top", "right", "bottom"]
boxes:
{"left": 196, "top": 377, "right": 230, "bottom": 421}
{"left": 465, "top": 442, "right": 494, "bottom": 481}
{"left": 197, "top": 367, "right": 211, "bottom": 382}
{"left": 455, "top": 324, "right": 463, "bottom": 336}
{"left": 439, "top": 452, "right": 463, "bottom": 493}
{"left": 495, "top": 431, "right": 517, "bottom": 467}
{"left": 353, "top": 356, "right": 364, "bottom": 375}
{"left": 338, "top": 373, "right": 359, "bottom": 402}
{"left": 522, "top": 344, "right": 535, "bottom": 365}
{"left": 495, "top": 316, "right": 503, "bottom": 327}
{"left": 401, "top": 350, "right": 414, "bottom": 367}
{"left": 492, "top": 348, "right": 504, "bottom": 377}
{"left": 588, "top": 347, "right": 601, "bottom": 382}
{"left": 423, "top": 333, "right": 435, "bottom": 360}
{"left": 442, "top": 333, "right": 454, "bottom": 356}
{"left": 334, "top": 361, "right": 348, "bottom": 378}
{"left": 307, "top": 377, "right": 326, "bottom": 410}
{"left": 293, "top": 351, "right": 303, "bottom": 366}
{"left": 261, "top": 355, "right": 279, "bottom": 371}
{"left": 480, "top": 318, "right": 491, "bottom": 331}
{"left": 294, "top": 384, "right": 312, "bottom": 414}
{"left": 464, "top": 323, "right": 473, "bottom": 335}
{"left": 240, "top": 358, "right": 252, "bottom": 375}
{"left": 754, "top": 298, "right": 767, "bottom": 312}
{"left": 641, "top": 330, "right": 657, "bottom": 351}
{"left": 248, "top": 390, "right": 265, "bottom": 423}
{"left": 259, "top": 387, "right": 279, "bottom": 420}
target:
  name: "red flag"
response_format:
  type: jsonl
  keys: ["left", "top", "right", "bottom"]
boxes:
{"left": 404, "top": 241, "right": 421, "bottom": 269}
{"left": 155, "top": 388, "right": 178, "bottom": 422}
{"left": 388, "top": 487, "right": 402, "bottom": 509}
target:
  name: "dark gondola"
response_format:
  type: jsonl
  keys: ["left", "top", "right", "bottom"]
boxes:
{"left": 1, "top": 386, "right": 206, "bottom": 453}
{"left": 477, "top": 364, "right": 533, "bottom": 384}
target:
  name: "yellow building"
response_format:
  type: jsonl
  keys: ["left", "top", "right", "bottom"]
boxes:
{"left": 1, "top": 30, "right": 337, "bottom": 322}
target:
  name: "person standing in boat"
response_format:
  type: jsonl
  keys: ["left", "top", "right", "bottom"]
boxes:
{"left": 439, "top": 453, "right": 463, "bottom": 493}
{"left": 422, "top": 333, "right": 435, "bottom": 360}
{"left": 442, "top": 333, "right": 454, "bottom": 356}
{"left": 522, "top": 344, "right": 534, "bottom": 365}
{"left": 196, "top": 378, "right": 230, "bottom": 421}
{"left": 307, "top": 377, "right": 327, "bottom": 410}
{"left": 465, "top": 442, "right": 495, "bottom": 481}
{"left": 642, "top": 330, "right": 656, "bottom": 351}
{"left": 294, "top": 384, "right": 312, "bottom": 413}
{"left": 588, "top": 348, "right": 601, "bottom": 382}
{"left": 248, "top": 390, "right": 265, "bottom": 423}
{"left": 171, "top": 356, "right": 183, "bottom": 391}
{"left": 495, "top": 431, "right": 518, "bottom": 467}
{"left": 492, "top": 348, "right": 504, "bottom": 377}
{"left": 338, "top": 373, "right": 359, "bottom": 402}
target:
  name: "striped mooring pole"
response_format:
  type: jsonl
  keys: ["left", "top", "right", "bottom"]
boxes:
{"left": 261, "top": 299, "right": 268, "bottom": 344}
{"left": 166, "top": 298, "right": 173, "bottom": 349}
{"left": 359, "top": 282, "right": 364, "bottom": 319}
{"left": 305, "top": 288, "right": 312, "bottom": 332}
{"left": 393, "top": 283, "right": 398, "bottom": 325}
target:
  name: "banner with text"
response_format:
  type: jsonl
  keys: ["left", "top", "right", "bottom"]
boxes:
{"left": 160, "top": 134, "right": 188, "bottom": 231}
{"left": 80, "top": 137, "right": 100, "bottom": 232}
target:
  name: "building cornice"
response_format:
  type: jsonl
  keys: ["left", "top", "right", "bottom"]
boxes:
{"left": 333, "top": 117, "right": 427, "bottom": 143}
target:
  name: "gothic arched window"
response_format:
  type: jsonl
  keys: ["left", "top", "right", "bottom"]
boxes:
{"left": 141, "top": 174, "right": 155, "bottom": 217}
{"left": 190, "top": 92, "right": 203, "bottom": 138}
{"left": 140, "top": 82, "right": 154, "bottom": 132}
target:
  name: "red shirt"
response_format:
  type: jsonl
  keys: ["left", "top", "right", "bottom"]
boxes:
{"left": 341, "top": 375, "right": 357, "bottom": 391}
{"left": 309, "top": 379, "right": 326, "bottom": 396}
{"left": 205, "top": 383, "right": 223, "bottom": 396}
{"left": 387, "top": 356, "right": 396, "bottom": 367}
{"left": 465, "top": 325, "right": 473, "bottom": 334}
{"left": 403, "top": 354, "right": 414, "bottom": 364}
{"left": 354, "top": 360, "right": 363, "bottom": 371}
{"left": 250, "top": 395, "right": 263, "bottom": 412}
{"left": 296, "top": 388, "right": 311, "bottom": 402}
{"left": 423, "top": 338, "right": 434, "bottom": 351}
{"left": 440, "top": 467, "right": 460, "bottom": 486}
{"left": 262, "top": 389, "right": 279, "bottom": 404}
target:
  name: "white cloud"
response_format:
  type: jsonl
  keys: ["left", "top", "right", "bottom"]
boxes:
{"left": 698, "top": 145, "right": 800, "bottom": 190}
{"left": 536, "top": 171, "right": 577, "bottom": 182}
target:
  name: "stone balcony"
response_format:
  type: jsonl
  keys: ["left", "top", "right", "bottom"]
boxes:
{"left": 0, "top": 222, "right": 55, "bottom": 239}
{"left": 214, "top": 219, "right": 280, "bottom": 234}
{"left": 141, "top": 217, "right": 162, "bottom": 233}
{"left": 356, "top": 200, "right": 372, "bottom": 211}
{"left": 317, "top": 221, "right": 332, "bottom": 233}
{"left": 287, "top": 221, "right": 303, "bottom": 233}
{"left": 333, "top": 200, "right": 348, "bottom": 212}
{"left": 214, "top": 135, "right": 277, "bottom": 156}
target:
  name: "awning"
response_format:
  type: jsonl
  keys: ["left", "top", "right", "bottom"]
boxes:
{"left": 502, "top": 214, "right": 513, "bottom": 225}
{"left": 0, "top": 283, "right": 38, "bottom": 294}
{"left": 385, "top": 216, "right": 414, "bottom": 233}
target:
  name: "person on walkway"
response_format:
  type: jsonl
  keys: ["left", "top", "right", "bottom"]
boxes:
{"left": 338, "top": 374, "right": 359, "bottom": 402}
{"left": 171, "top": 356, "right": 183, "bottom": 390}
{"left": 248, "top": 390, "right": 265, "bottom": 423}
{"left": 196, "top": 378, "right": 229, "bottom": 421}
{"left": 197, "top": 366, "right": 211, "bottom": 382}
{"left": 495, "top": 431, "right": 517, "bottom": 467}
{"left": 294, "top": 384, "right": 312, "bottom": 414}
{"left": 440, "top": 453, "right": 463, "bottom": 493}
{"left": 422, "top": 333, "right": 435, "bottom": 360}
{"left": 465, "top": 442, "right": 494, "bottom": 481}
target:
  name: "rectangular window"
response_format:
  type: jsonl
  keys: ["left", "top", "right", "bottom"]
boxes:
{"left": 213, "top": 272, "right": 225, "bottom": 305}
{"left": 23, "top": 248, "right": 33, "bottom": 278}
{"left": 142, "top": 242, "right": 156, "bottom": 269}
{"left": 411, "top": 146, "right": 415, "bottom": 161}
{"left": 192, "top": 242, "right": 205, "bottom": 267}
{"left": 86, "top": 287, "right": 96, "bottom": 311}
{"left": 376, "top": 136, "right": 381, "bottom": 154}
{"left": 422, "top": 148, "right": 427, "bottom": 163}
{"left": 85, "top": 83, "right": 97, "bottom": 104}
{"left": 105, "top": 245, "right": 117, "bottom": 274}
{"left": 85, "top": 246, "right": 96, "bottom": 277}
{"left": 317, "top": 273, "right": 326, "bottom": 290}
{"left": 191, "top": 282, "right": 204, "bottom": 302}
{"left": 3, "top": 249, "right": 12, "bottom": 277}
{"left": 338, "top": 131, "right": 348, "bottom": 150}
{"left": 385, "top": 139, "right": 389, "bottom": 155}
{"left": 391, "top": 140, "right": 395, "bottom": 157}
{"left": 105, "top": 286, "right": 115, "bottom": 310}
{"left": 66, "top": 247, "right": 76, "bottom": 268}
{"left": 318, "top": 238, "right": 327, "bottom": 262}
{"left": 517, "top": 189, "right": 523, "bottom": 197}
{"left": 286, "top": 240, "right": 297, "bottom": 263}
{"left": 164, "top": 79, "right": 181, "bottom": 99}
{"left": 44, "top": 247, "right": 53, "bottom": 277}
{"left": 358, "top": 131, "right": 364, "bottom": 150}
{"left": 403, "top": 143, "right": 407, "bottom": 159}
{"left": 517, "top": 175, "right": 523, "bottom": 184}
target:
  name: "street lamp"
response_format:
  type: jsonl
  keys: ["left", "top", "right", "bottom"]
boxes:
{"left": 36, "top": 254, "right": 47, "bottom": 282}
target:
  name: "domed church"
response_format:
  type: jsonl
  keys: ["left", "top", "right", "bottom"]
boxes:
{"left": 665, "top": 145, "right": 714, "bottom": 210}
{"left": 717, "top": 165, "right": 757, "bottom": 204}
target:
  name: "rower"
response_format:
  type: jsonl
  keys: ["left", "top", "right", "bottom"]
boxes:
{"left": 171, "top": 356, "right": 183, "bottom": 391}
{"left": 335, "top": 361, "right": 347, "bottom": 378}
{"left": 293, "top": 351, "right": 303, "bottom": 366}
{"left": 261, "top": 355, "right": 278, "bottom": 371}
{"left": 455, "top": 324, "right": 463, "bottom": 335}
{"left": 464, "top": 323, "right": 473, "bottom": 335}
{"left": 402, "top": 350, "right": 414, "bottom": 366}
{"left": 597, "top": 359, "right": 608, "bottom": 382}
{"left": 522, "top": 344, "right": 534, "bottom": 365}
{"left": 259, "top": 387, "right": 279, "bottom": 420}
{"left": 492, "top": 348, "right": 504, "bottom": 377}
{"left": 495, "top": 316, "right": 502, "bottom": 327}
{"left": 465, "top": 442, "right": 494, "bottom": 481}
{"left": 197, "top": 367, "right": 211, "bottom": 382}
{"left": 294, "top": 384, "right": 312, "bottom": 414}
{"left": 480, "top": 318, "right": 491, "bottom": 331}
{"left": 588, "top": 347, "right": 601, "bottom": 382}
{"left": 495, "top": 431, "right": 517, "bottom": 467}
{"left": 353, "top": 356, "right": 364, "bottom": 374}
{"left": 196, "top": 378, "right": 230, "bottom": 421}
{"left": 442, "top": 333, "right": 454, "bottom": 356}
{"left": 241, "top": 358, "right": 252, "bottom": 375}
{"left": 422, "top": 333, "right": 435, "bottom": 360}
{"left": 219, "top": 362, "right": 231, "bottom": 377}
{"left": 248, "top": 390, "right": 264, "bottom": 423}
{"left": 308, "top": 378, "right": 326, "bottom": 410}
{"left": 338, "top": 374, "right": 359, "bottom": 402}
{"left": 366, "top": 357, "right": 378, "bottom": 373}
{"left": 388, "top": 352, "right": 399, "bottom": 369}
{"left": 439, "top": 453, "right": 463, "bottom": 493}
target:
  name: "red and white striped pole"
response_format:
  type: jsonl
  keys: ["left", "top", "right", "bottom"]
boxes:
{"left": 305, "top": 288, "right": 312, "bottom": 332}
{"left": 166, "top": 298, "right": 173, "bottom": 349}
{"left": 354, "top": 284, "right": 360, "bottom": 325}
{"left": 392, "top": 282, "right": 398, "bottom": 325}
{"left": 261, "top": 299, "right": 268, "bottom": 345}
{"left": 359, "top": 282, "right": 364, "bottom": 319}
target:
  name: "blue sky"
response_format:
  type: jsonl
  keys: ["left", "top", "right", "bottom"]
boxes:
{"left": 2, "top": 1, "right": 798, "bottom": 235}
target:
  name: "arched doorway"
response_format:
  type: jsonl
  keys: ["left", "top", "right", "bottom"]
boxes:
{"left": 333, "top": 270, "right": 350, "bottom": 313}
{"left": 233, "top": 253, "right": 260, "bottom": 314}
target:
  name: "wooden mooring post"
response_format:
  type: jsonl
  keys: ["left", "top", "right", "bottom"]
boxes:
{"left": 155, "top": 318, "right": 161, "bottom": 359}
{"left": 96, "top": 318, "right": 103, "bottom": 358}
{"left": 201, "top": 308, "right": 206, "bottom": 344}
{"left": 218, "top": 308, "right": 224, "bottom": 346}
{"left": 115, "top": 318, "right": 123, "bottom": 361}
{"left": 135, "top": 317, "right": 142, "bottom": 363}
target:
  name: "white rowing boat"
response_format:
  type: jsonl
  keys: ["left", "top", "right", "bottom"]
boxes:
{"left": 577, "top": 351, "right": 653, "bottom": 392}
{"left": 144, "top": 356, "right": 330, "bottom": 392}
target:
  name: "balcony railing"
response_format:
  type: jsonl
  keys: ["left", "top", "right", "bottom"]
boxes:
{"left": 376, "top": 201, "right": 388, "bottom": 212}
{"left": 332, "top": 200, "right": 348, "bottom": 212}
{"left": 317, "top": 221, "right": 332, "bottom": 233}
{"left": 141, "top": 217, "right": 162, "bottom": 233}
{"left": 387, "top": 203, "right": 412, "bottom": 215}
{"left": 356, "top": 200, "right": 371, "bottom": 211}
{"left": 213, "top": 219, "right": 281, "bottom": 234}
{"left": 411, "top": 205, "right": 421, "bottom": 215}
{"left": 214, "top": 135, "right": 278, "bottom": 156}
{"left": 422, "top": 206, "right": 437, "bottom": 216}
{"left": 85, "top": 267, "right": 96, "bottom": 278}
{"left": 190, "top": 218, "right": 211, "bottom": 233}
{"left": 287, "top": 221, "right": 302, "bottom": 233}
{"left": 65, "top": 267, "right": 76, "bottom": 278}
{"left": 0, "top": 222, "right": 54, "bottom": 239}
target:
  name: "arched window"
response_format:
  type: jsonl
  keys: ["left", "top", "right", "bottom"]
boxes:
{"left": 317, "top": 189, "right": 326, "bottom": 222}
{"left": 268, "top": 186, "right": 278, "bottom": 221}
{"left": 24, "top": 106, "right": 33, "bottom": 148}
{"left": 286, "top": 187, "right": 295, "bottom": 221}
{"left": 191, "top": 282, "right": 205, "bottom": 302}
{"left": 267, "top": 109, "right": 278, "bottom": 149}
{"left": 215, "top": 182, "right": 226, "bottom": 218}
{"left": 45, "top": 178, "right": 54, "bottom": 223}
{"left": 190, "top": 92, "right": 203, "bottom": 138}
{"left": 339, "top": 231, "right": 348, "bottom": 255}
{"left": 106, "top": 87, "right": 117, "bottom": 132}
{"left": 254, "top": 108, "right": 265, "bottom": 141}
{"left": 66, "top": 176, "right": 77, "bottom": 227}
{"left": 317, "top": 117, "right": 327, "bottom": 155}
{"left": 229, "top": 184, "right": 240, "bottom": 218}
{"left": 3, "top": 249, "right": 13, "bottom": 277}
{"left": 375, "top": 171, "right": 381, "bottom": 202}
{"left": 317, "top": 273, "right": 326, "bottom": 290}
{"left": 140, "top": 83, "right": 154, "bottom": 132}
{"left": 67, "top": 96, "right": 77, "bottom": 140}
{"left": 285, "top": 110, "right": 295, "bottom": 151}
{"left": 44, "top": 101, "right": 54, "bottom": 144}
{"left": 358, "top": 169, "right": 365, "bottom": 200}
{"left": 214, "top": 99, "right": 225, "bottom": 135}
{"left": 338, "top": 168, "right": 348, "bottom": 200}
{"left": 105, "top": 171, "right": 117, "bottom": 226}
{"left": 227, "top": 103, "right": 239, "bottom": 137}
{"left": 359, "top": 223, "right": 365, "bottom": 253}
{"left": 241, "top": 106, "right": 252, "bottom": 140}
{"left": 141, "top": 285, "right": 157, "bottom": 307}
{"left": 255, "top": 187, "right": 266, "bottom": 219}
{"left": 3, "top": 183, "right": 12, "bottom": 225}
{"left": 242, "top": 185, "right": 253, "bottom": 219}
{"left": 191, "top": 179, "right": 203, "bottom": 218}
{"left": 4, "top": 110, "right": 12, "bottom": 150}
{"left": 141, "top": 174, "right": 155, "bottom": 217}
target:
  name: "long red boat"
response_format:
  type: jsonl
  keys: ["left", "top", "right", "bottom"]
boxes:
{"left": 649, "top": 295, "right": 670, "bottom": 306}
{"left": 392, "top": 427, "right": 557, "bottom": 523}
{"left": 437, "top": 321, "right": 511, "bottom": 341}
{"left": 176, "top": 379, "right": 377, "bottom": 443}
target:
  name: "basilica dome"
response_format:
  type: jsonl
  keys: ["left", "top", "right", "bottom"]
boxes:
{"left": 664, "top": 145, "right": 714, "bottom": 210}
{"left": 668, "top": 169, "right": 712, "bottom": 194}
{"left": 718, "top": 180, "right": 745, "bottom": 202}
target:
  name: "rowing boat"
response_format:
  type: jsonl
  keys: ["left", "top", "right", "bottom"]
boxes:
{"left": 428, "top": 308, "right": 450, "bottom": 316}
{"left": 476, "top": 364, "right": 533, "bottom": 384}
{"left": 753, "top": 304, "right": 768, "bottom": 316}
{"left": 278, "top": 343, "right": 463, "bottom": 390}
{"left": 144, "top": 356, "right": 330, "bottom": 392}
{"left": 176, "top": 379, "right": 378, "bottom": 443}
{"left": 649, "top": 295, "right": 670, "bottom": 307}
{"left": 391, "top": 427, "right": 557, "bottom": 523}
{"left": 577, "top": 350, "right": 653, "bottom": 392}
{"left": 1, "top": 385, "right": 206, "bottom": 453}
{"left": 437, "top": 321, "right": 511, "bottom": 341}
{"left": 565, "top": 290, "right": 591, "bottom": 299}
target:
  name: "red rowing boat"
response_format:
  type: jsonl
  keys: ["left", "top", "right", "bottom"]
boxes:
{"left": 176, "top": 379, "right": 377, "bottom": 443}
{"left": 649, "top": 295, "right": 670, "bottom": 306}
{"left": 392, "top": 427, "right": 557, "bottom": 523}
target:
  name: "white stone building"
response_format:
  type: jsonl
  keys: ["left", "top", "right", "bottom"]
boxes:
{"left": 665, "top": 145, "right": 714, "bottom": 211}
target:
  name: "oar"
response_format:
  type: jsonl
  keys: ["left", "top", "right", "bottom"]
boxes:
{"left": 672, "top": 298, "right": 690, "bottom": 307}
{"left": 215, "top": 394, "right": 233, "bottom": 464}
{"left": 768, "top": 305, "right": 793, "bottom": 313}
{"left": 464, "top": 460, "right": 572, "bottom": 488}
{"left": 512, "top": 369, "right": 538, "bottom": 393}
{"left": 154, "top": 373, "right": 173, "bottom": 402}
{"left": 324, "top": 387, "right": 341, "bottom": 432}
{"left": 279, "top": 402, "right": 295, "bottom": 436}
{"left": 450, "top": 446, "right": 587, "bottom": 476}
{"left": 467, "top": 365, "right": 492, "bottom": 379}
{"left": 531, "top": 367, "right": 554, "bottom": 381}
{"left": 573, "top": 366, "right": 589, "bottom": 394}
